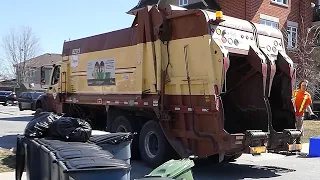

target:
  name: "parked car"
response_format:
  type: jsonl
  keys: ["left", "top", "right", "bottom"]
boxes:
{"left": 18, "top": 91, "right": 44, "bottom": 111}
{"left": 0, "top": 91, "right": 17, "bottom": 106}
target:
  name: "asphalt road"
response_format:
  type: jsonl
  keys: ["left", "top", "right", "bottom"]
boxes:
{"left": 0, "top": 105, "right": 319, "bottom": 180}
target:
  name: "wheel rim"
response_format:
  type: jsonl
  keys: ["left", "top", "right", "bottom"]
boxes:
{"left": 144, "top": 131, "right": 159, "bottom": 158}
{"left": 116, "top": 125, "right": 128, "bottom": 132}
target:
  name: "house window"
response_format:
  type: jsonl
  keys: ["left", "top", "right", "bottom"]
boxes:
{"left": 287, "top": 25, "right": 298, "bottom": 49}
{"left": 179, "top": 0, "right": 188, "bottom": 6}
{"left": 271, "top": 0, "right": 288, "bottom": 5}
{"left": 260, "top": 19, "right": 279, "bottom": 29}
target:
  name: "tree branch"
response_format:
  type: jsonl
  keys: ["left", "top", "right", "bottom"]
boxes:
{"left": 0, "top": 26, "right": 41, "bottom": 83}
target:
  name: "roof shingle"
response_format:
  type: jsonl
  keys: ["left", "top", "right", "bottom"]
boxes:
{"left": 15, "top": 53, "right": 62, "bottom": 68}
{"left": 127, "top": 0, "right": 159, "bottom": 14}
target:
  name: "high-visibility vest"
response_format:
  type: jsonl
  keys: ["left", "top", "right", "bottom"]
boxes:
{"left": 293, "top": 91, "right": 309, "bottom": 113}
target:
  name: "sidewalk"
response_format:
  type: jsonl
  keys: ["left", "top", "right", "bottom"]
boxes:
{"left": 302, "top": 143, "right": 309, "bottom": 154}
{"left": 0, "top": 143, "right": 311, "bottom": 180}
{"left": 0, "top": 171, "right": 26, "bottom": 180}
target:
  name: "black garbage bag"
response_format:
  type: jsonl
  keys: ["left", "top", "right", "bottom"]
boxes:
{"left": 49, "top": 117, "right": 92, "bottom": 142}
{"left": 24, "top": 112, "right": 61, "bottom": 138}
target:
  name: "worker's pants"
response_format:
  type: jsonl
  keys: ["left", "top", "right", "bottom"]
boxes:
{"left": 295, "top": 116, "right": 304, "bottom": 136}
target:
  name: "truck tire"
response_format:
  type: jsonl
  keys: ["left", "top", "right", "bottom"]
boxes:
{"left": 111, "top": 116, "right": 133, "bottom": 133}
{"left": 110, "top": 116, "right": 140, "bottom": 159}
{"left": 139, "top": 120, "right": 171, "bottom": 168}
{"left": 19, "top": 103, "right": 23, "bottom": 111}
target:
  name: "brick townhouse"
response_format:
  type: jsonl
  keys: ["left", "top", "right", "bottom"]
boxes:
{"left": 128, "top": 0, "right": 317, "bottom": 50}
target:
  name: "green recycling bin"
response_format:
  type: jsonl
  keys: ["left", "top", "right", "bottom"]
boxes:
{"left": 145, "top": 158, "right": 195, "bottom": 180}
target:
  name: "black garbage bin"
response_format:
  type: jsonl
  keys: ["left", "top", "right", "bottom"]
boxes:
{"left": 37, "top": 138, "right": 103, "bottom": 180}
{"left": 49, "top": 148, "right": 114, "bottom": 180}
{"left": 58, "top": 156, "right": 131, "bottom": 180}
{"left": 15, "top": 135, "right": 25, "bottom": 180}
{"left": 89, "top": 132, "right": 133, "bottom": 164}
{"left": 23, "top": 137, "right": 43, "bottom": 180}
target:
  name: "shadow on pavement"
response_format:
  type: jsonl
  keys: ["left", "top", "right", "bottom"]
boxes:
{"left": 0, "top": 116, "right": 33, "bottom": 122}
{"left": 0, "top": 135, "right": 20, "bottom": 149}
{"left": 130, "top": 160, "right": 296, "bottom": 180}
{"left": 192, "top": 162, "right": 296, "bottom": 179}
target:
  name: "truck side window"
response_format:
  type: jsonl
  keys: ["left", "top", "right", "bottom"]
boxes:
{"left": 51, "top": 66, "right": 60, "bottom": 85}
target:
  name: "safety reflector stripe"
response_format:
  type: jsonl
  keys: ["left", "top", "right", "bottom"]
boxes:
{"left": 169, "top": 106, "right": 211, "bottom": 113}
{"left": 104, "top": 100, "right": 157, "bottom": 106}
{"left": 69, "top": 99, "right": 210, "bottom": 112}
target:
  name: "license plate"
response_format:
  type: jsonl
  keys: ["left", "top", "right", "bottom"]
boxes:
{"left": 250, "top": 146, "right": 267, "bottom": 154}
{"left": 287, "top": 144, "right": 302, "bottom": 151}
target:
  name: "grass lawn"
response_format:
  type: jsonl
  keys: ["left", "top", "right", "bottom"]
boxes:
{"left": 0, "top": 148, "right": 15, "bottom": 173}
{"left": 301, "top": 120, "right": 320, "bottom": 143}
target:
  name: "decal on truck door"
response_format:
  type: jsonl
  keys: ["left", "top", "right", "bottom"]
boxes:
{"left": 87, "top": 59, "right": 116, "bottom": 86}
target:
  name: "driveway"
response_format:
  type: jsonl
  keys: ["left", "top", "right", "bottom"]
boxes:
{"left": 0, "top": 105, "right": 319, "bottom": 180}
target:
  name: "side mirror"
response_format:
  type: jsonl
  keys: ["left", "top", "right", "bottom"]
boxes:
{"left": 40, "top": 78, "right": 45, "bottom": 85}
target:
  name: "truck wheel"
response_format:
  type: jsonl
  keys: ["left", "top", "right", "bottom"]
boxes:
{"left": 19, "top": 103, "right": 23, "bottom": 111}
{"left": 139, "top": 120, "right": 170, "bottom": 168}
{"left": 111, "top": 116, "right": 132, "bottom": 133}
{"left": 111, "top": 116, "right": 140, "bottom": 159}
{"left": 6, "top": 100, "right": 13, "bottom": 106}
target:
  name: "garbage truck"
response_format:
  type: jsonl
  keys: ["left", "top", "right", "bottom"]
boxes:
{"left": 36, "top": 4, "right": 302, "bottom": 168}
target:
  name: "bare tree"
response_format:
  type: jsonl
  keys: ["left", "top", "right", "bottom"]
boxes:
{"left": 282, "top": 20, "right": 320, "bottom": 97}
{"left": 0, "top": 26, "right": 41, "bottom": 83}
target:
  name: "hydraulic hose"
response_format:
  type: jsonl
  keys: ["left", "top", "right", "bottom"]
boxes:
{"left": 183, "top": 45, "right": 217, "bottom": 152}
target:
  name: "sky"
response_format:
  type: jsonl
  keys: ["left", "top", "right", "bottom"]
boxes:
{"left": 0, "top": 1, "right": 137, "bottom": 55}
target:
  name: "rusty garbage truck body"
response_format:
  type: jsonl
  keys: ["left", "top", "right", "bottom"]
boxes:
{"left": 36, "top": 5, "right": 302, "bottom": 168}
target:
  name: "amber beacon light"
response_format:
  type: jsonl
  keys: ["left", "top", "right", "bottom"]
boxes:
{"left": 209, "top": 11, "right": 225, "bottom": 25}
{"left": 216, "top": 11, "right": 223, "bottom": 20}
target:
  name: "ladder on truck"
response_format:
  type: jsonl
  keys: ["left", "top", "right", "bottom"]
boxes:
{"left": 60, "top": 72, "right": 67, "bottom": 94}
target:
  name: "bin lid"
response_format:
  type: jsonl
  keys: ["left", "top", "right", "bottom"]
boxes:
{"left": 55, "top": 148, "right": 114, "bottom": 160}
{"left": 49, "top": 144, "right": 102, "bottom": 151}
{"left": 145, "top": 159, "right": 195, "bottom": 178}
{"left": 64, "top": 156, "right": 131, "bottom": 171}
{"left": 36, "top": 139, "right": 101, "bottom": 150}
{"left": 89, "top": 132, "right": 134, "bottom": 145}
{"left": 37, "top": 138, "right": 95, "bottom": 146}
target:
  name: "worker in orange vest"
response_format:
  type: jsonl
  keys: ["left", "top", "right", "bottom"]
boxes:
{"left": 292, "top": 80, "right": 317, "bottom": 135}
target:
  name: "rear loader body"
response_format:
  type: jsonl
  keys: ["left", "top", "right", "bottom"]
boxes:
{"left": 36, "top": 5, "right": 301, "bottom": 168}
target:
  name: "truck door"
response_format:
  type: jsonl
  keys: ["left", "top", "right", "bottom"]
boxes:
{"left": 48, "top": 65, "right": 62, "bottom": 113}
